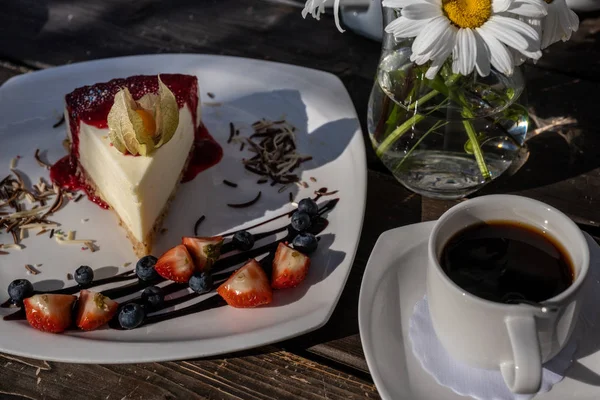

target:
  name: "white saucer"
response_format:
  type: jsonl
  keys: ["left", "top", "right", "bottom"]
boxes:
{"left": 358, "top": 221, "right": 600, "bottom": 400}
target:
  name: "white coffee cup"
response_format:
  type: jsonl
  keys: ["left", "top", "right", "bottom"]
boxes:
{"left": 427, "top": 195, "right": 590, "bottom": 394}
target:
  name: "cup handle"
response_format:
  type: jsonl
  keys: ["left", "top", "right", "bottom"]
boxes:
{"left": 500, "top": 316, "right": 542, "bottom": 394}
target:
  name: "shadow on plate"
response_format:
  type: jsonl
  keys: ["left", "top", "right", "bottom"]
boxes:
{"left": 158, "top": 88, "right": 357, "bottom": 256}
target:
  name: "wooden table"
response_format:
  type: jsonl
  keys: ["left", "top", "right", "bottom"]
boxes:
{"left": 0, "top": 1, "right": 598, "bottom": 399}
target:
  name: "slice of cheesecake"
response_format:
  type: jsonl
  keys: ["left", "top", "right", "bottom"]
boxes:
{"left": 52, "top": 74, "right": 201, "bottom": 257}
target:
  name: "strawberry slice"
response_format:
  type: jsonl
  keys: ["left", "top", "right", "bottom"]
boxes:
{"left": 75, "top": 290, "right": 119, "bottom": 331}
{"left": 182, "top": 236, "right": 224, "bottom": 271}
{"left": 155, "top": 244, "right": 195, "bottom": 283}
{"left": 217, "top": 259, "right": 272, "bottom": 308}
{"left": 271, "top": 242, "right": 311, "bottom": 289}
{"left": 23, "top": 294, "right": 76, "bottom": 333}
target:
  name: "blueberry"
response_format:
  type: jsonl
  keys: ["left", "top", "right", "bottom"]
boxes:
{"left": 188, "top": 271, "right": 213, "bottom": 294}
{"left": 141, "top": 286, "right": 164, "bottom": 311}
{"left": 118, "top": 303, "right": 146, "bottom": 330}
{"left": 298, "top": 198, "right": 319, "bottom": 217}
{"left": 7, "top": 279, "right": 33, "bottom": 306}
{"left": 291, "top": 212, "right": 312, "bottom": 232}
{"left": 233, "top": 230, "right": 254, "bottom": 251}
{"left": 74, "top": 265, "right": 94, "bottom": 286}
{"left": 136, "top": 255, "right": 158, "bottom": 282}
{"left": 292, "top": 232, "right": 318, "bottom": 254}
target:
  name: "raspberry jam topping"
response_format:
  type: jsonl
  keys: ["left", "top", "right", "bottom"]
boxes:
{"left": 50, "top": 74, "right": 222, "bottom": 206}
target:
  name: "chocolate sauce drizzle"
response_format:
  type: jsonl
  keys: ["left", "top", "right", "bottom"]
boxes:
{"left": 3, "top": 197, "right": 339, "bottom": 329}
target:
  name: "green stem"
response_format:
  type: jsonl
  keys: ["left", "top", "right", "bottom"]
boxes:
{"left": 407, "top": 90, "right": 438, "bottom": 111}
{"left": 451, "top": 88, "right": 492, "bottom": 182}
{"left": 462, "top": 117, "right": 491, "bottom": 181}
{"left": 376, "top": 113, "right": 425, "bottom": 158}
{"left": 376, "top": 97, "right": 450, "bottom": 158}
{"left": 394, "top": 120, "right": 448, "bottom": 174}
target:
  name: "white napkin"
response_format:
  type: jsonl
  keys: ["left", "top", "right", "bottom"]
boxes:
{"left": 409, "top": 296, "right": 577, "bottom": 400}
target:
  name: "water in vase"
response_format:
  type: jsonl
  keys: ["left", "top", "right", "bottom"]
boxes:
{"left": 368, "top": 49, "right": 529, "bottom": 199}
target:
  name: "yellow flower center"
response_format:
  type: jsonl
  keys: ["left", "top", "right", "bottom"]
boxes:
{"left": 442, "top": 0, "right": 492, "bottom": 29}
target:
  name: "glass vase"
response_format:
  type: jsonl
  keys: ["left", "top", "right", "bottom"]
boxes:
{"left": 368, "top": 8, "right": 529, "bottom": 200}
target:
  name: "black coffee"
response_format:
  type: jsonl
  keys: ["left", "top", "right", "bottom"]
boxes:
{"left": 441, "top": 221, "right": 574, "bottom": 304}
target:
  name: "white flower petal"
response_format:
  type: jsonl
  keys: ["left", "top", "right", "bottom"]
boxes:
{"left": 425, "top": 60, "right": 444, "bottom": 80}
{"left": 426, "top": 45, "right": 454, "bottom": 79}
{"left": 473, "top": 30, "right": 491, "bottom": 77}
{"left": 492, "top": 0, "right": 513, "bottom": 13}
{"left": 484, "top": 18, "right": 530, "bottom": 51}
{"left": 477, "top": 26, "right": 515, "bottom": 76}
{"left": 385, "top": 16, "right": 427, "bottom": 38}
{"left": 567, "top": 5, "right": 580, "bottom": 32}
{"left": 489, "top": 15, "right": 540, "bottom": 45}
{"left": 412, "top": 17, "right": 451, "bottom": 57}
{"left": 302, "top": 0, "right": 326, "bottom": 19}
{"left": 541, "top": 11, "right": 559, "bottom": 49}
{"left": 333, "top": 0, "right": 345, "bottom": 32}
{"left": 453, "top": 29, "right": 477, "bottom": 76}
{"left": 507, "top": 0, "right": 548, "bottom": 18}
{"left": 401, "top": 3, "right": 442, "bottom": 20}
{"left": 556, "top": 0, "right": 579, "bottom": 42}
{"left": 429, "top": 24, "right": 458, "bottom": 59}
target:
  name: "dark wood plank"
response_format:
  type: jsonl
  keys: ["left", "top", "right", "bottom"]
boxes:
{"left": 0, "top": 349, "right": 379, "bottom": 400}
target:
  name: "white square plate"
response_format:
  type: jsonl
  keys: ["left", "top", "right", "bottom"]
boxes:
{"left": 0, "top": 54, "right": 366, "bottom": 363}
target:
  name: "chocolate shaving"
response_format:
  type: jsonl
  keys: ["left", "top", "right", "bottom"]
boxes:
{"left": 257, "top": 178, "right": 268, "bottom": 184}
{"left": 310, "top": 177, "right": 317, "bottom": 182}
{"left": 238, "top": 119, "right": 310, "bottom": 187}
{"left": 239, "top": 142, "right": 245, "bottom": 152}
{"left": 34, "top": 149, "right": 51, "bottom": 169}
{"left": 245, "top": 165, "right": 269, "bottom": 176}
{"left": 227, "top": 191, "right": 262, "bottom": 209}
{"left": 49, "top": 229, "right": 54, "bottom": 239}
{"left": 74, "top": 194, "right": 83, "bottom": 202}
{"left": 0, "top": 250, "right": 8, "bottom": 255}
{"left": 227, "top": 122, "right": 235, "bottom": 144}
{"left": 36, "top": 229, "right": 47, "bottom": 236}
{"left": 315, "top": 189, "right": 339, "bottom": 197}
{"left": 223, "top": 180, "right": 238, "bottom": 188}
{"left": 301, "top": 181, "right": 309, "bottom": 188}
{"left": 11, "top": 230, "right": 18, "bottom": 244}
{"left": 53, "top": 115, "right": 65, "bottom": 128}
{"left": 289, "top": 192, "right": 293, "bottom": 203}
{"left": 193, "top": 215, "right": 206, "bottom": 236}
{"left": 43, "top": 187, "right": 63, "bottom": 218}
{"left": 25, "top": 264, "right": 40, "bottom": 275}
{"left": 277, "top": 184, "right": 290, "bottom": 194}
{"left": 207, "top": 92, "right": 215, "bottom": 99}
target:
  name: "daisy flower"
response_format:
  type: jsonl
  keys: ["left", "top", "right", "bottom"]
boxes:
{"left": 539, "top": 0, "right": 579, "bottom": 49}
{"left": 383, "top": 0, "right": 547, "bottom": 79}
{"left": 302, "top": 0, "right": 345, "bottom": 32}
